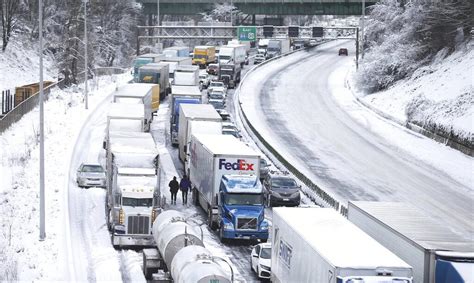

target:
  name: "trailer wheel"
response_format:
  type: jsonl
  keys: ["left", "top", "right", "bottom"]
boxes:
{"left": 219, "top": 227, "right": 227, "bottom": 244}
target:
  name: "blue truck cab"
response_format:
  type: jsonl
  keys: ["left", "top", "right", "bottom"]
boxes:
{"left": 217, "top": 174, "right": 269, "bottom": 242}
{"left": 133, "top": 58, "right": 153, "bottom": 81}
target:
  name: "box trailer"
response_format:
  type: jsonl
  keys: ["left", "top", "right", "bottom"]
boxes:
{"left": 170, "top": 85, "right": 202, "bottom": 145}
{"left": 218, "top": 44, "right": 246, "bottom": 67}
{"left": 133, "top": 53, "right": 163, "bottom": 81}
{"left": 184, "top": 120, "right": 222, "bottom": 177}
{"left": 112, "top": 83, "right": 160, "bottom": 114}
{"left": 138, "top": 63, "right": 170, "bottom": 100}
{"left": 266, "top": 38, "right": 290, "bottom": 59}
{"left": 177, "top": 104, "right": 222, "bottom": 163}
{"left": 159, "top": 57, "right": 192, "bottom": 79}
{"left": 348, "top": 201, "right": 474, "bottom": 283}
{"left": 189, "top": 134, "right": 268, "bottom": 242}
{"left": 162, "top": 46, "right": 190, "bottom": 58}
{"left": 107, "top": 103, "right": 147, "bottom": 138}
{"left": 271, "top": 207, "right": 413, "bottom": 283}
{"left": 192, "top": 46, "right": 216, "bottom": 68}
{"left": 173, "top": 65, "right": 199, "bottom": 86}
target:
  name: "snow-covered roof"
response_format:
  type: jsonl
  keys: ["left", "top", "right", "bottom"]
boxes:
{"left": 171, "top": 85, "right": 202, "bottom": 96}
{"left": 160, "top": 57, "right": 190, "bottom": 63}
{"left": 222, "top": 175, "right": 262, "bottom": 194}
{"left": 175, "top": 65, "right": 199, "bottom": 72}
{"left": 140, "top": 63, "right": 167, "bottom": 71}
{"left": 273, "top": 207, "right": 412, "bottom": 268}
{"left": 193, "top": 134, "right": 258, "bottom": 156}
{"left": 109, "top": 132, "right": 157, "bottom": 155}
{"left": 113, "top": 84, "right": 155, "bottom": 99}
{"left": 108, "top": 119, "right": 143, "bottom": 133}
{"left": 117, "top": 167, "right": 156, "bottom": 176}
{"left": 180, "top": 104, "right": 221, "bottom": 120}
{"left": 349, "top": 201, "right": 474, "bottom": 252}
{"left": 108, "top": 103, "right": 144, "bottom": 120}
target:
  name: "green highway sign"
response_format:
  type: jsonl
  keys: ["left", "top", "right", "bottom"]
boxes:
{"left": 237, "top": 26, "right": 257, "bottom": 42}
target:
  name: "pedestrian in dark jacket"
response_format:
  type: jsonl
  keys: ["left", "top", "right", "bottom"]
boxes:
{"left": 179, "top": 175, "right": 192, "bottom": 205}
{"left": 169, "top": 176, "right": 179, "bottom": 204}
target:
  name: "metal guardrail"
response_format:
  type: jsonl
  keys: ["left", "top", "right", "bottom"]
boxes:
{"left": 0, "top": 67, "right": 128, "bottom": 134}
{"left": 235, "top": 42, "right": 348, "bottom": 216}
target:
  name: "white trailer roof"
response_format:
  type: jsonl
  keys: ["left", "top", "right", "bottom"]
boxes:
{"left": 171, "top": 85, "right": 202, "bottom": 96}
{"left": 113, "top": 84, "right": 155, "bottom": 99}
{"left": 160, "top": 57, "right": 190, "bottom": 63}
{"left": 175, "top": 65, "right": 199, "bottom": 72}
{"left": 117, "top": 167, "right": 156, "bottom": 176}
{"left": 140, "top": 63, "right": 167, "bottom": 71}
{"left": 274, "top": 207, "right": 412, "bottom": 268}
{"left": 108, "top": 103, "right": 144, "bottom": 120}
{"left": 109, "top": 132, "right": 157, "bottom": 154}
{"left": 349, "top": 201, "right": 474, "bottom": 251}
{"left": 193, "top": 134, "right": 258, "bottom": 156}
{"left": 109, "top": 119, "right": 143, "bottom": 132}
{"left": 180, "top": 104, "right": 221, "bottom": 120}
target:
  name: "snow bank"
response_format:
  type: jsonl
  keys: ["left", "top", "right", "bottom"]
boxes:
{"left": 354, "top": 46, "right": 473, "bottom": 146}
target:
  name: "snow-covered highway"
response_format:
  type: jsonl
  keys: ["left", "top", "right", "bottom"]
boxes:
{"left": 239, "top": 40, "right": 473, "bottom": 240}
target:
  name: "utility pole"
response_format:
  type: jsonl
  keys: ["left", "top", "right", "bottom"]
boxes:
{"left": 230, "top": 0, "right": 233, "bottom": 26}
{"left": 84, "top": 0, "right": 88, "bottom": 110}
{"left": 39, "top": 0, "right": 46, "bottom": 241}
{"left": 361, "top": 0, "right": 365, "bottom": 58}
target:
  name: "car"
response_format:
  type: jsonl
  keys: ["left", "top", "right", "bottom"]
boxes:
{"left": 222, "top": 127, "right": 242, "bottom": 139}
{"left": 209, "top": 99, "right": 230, "bottom": 120}
{"left": 222, "top": 121, "right": 237, "bottom": 130}
{"left": 254, "top": 54, "right": 266, "bottom": 65}
{"left": 207, "top": 63, "right": 219, "bottom": 75}
{"left": 338, "top": 48, "right": 348, "bottom": 56}
{"left": 263, "top": 173, "right": 301, "bottom": 207}
{"left": 76, "top": 163, "right": 106, "bottom": 188}
{"left": 199, "top": 73, "right": 210, "bottom": 89}
{"left": 208, "top": 90, "right": 226, "bottom": 101}
{"left": 250, "top": 243, "right": 271, "bottom": 279}
{"left": 207, "top": 80, "right": 227, "bottom": 94}
{"left": 259, "top": 158, "right": 270, "bottom": 180}
{"left": 309, "top": 39, "right": 317, "bottom": 46}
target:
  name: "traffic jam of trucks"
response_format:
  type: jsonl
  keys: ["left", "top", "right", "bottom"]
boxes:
{"left": 73, "top": 38, "right": 473, "bottom": 283}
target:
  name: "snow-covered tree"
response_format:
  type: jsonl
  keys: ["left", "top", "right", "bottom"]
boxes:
{"left": 200, "top": 3, "right": 241, "bottom": 24}
{"left": 0, "top": 0, "right": 20, "bottom": 51}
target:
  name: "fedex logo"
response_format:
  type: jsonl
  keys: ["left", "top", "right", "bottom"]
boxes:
{"left": 219, "top": 159, "right": 254, "bottom": 171}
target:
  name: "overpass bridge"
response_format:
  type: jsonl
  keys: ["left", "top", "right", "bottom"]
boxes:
{"left": 137, "top": 0, "right": 376, "bottom": 16}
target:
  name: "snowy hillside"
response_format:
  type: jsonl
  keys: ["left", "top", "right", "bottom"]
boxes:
{"left": 354, "top": 45, "right": 473, "bottom": 143}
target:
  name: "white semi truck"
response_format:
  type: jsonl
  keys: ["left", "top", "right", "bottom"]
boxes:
{"left": 184, "top": 120, "right": 222, "bottom": 177}
{"left": 173, "top": 65, "right": 200, "bottom": 86}
{"left": 348, "top": 201, "right": 474, "bottom": 283}
{"left": 105, "top": 131, "right": 161, "bottom": 248}
{"left": 271, "top": 207, "right": 413, "bottom": 283}
{"left": 112, "top": 83, "right": 160, "bottom": 115}
{"left": 189, "top": 134, "right": 268, "bottom": 242}
{"left": 266, "top": 38, "right": 290, "bottom": 59}
{"left": 218, "top": 44, "right": 246, "bottom": 67}
{"left": 104, "top": 103, "right": 147, "bottom": 150}
{"left": 177, "top": 104, "right": 222, "bottom": 163}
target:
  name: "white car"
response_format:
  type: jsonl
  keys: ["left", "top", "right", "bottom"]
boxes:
{"left": 199, "top": 73, "right": 210, "bottom": 89}
{"left": 250, "top": 243, "right": 271, "bottom": 279}
{"left": 76, "top": 163, "right": 106, "bottom": 188}
{"left": 207, "top": 81, "right": 227, "bottom": 94}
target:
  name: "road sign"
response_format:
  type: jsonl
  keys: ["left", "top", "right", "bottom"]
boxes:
{"left": 237, "top": 26, "right": 257, "bottom": 41}
{"left": 312, "top": 27, "right": 324, "bottom": 37}
{"left": 263, "top": 25, "right": 274, "bottom": 38}
{"left": 289, "top": 26, "right": 299, "bottom": 37}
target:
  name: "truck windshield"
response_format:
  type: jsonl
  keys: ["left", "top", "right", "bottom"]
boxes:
{"left": 122, "top": 197, "right": 153, "bottom": 207}
{"left": 225, "top": 194, "right": 263, "bottom": 205}
{"left": 219, "top": 55, "right": 231, "bottom": 60}
{"left": 221, "top": 70, "right": 233, "bottom": 76}
{"left": 82, "top": 165, "right": 104, "bottom": 172}
{"left": 194, "top": 54, "right": 206, "bottom": 59}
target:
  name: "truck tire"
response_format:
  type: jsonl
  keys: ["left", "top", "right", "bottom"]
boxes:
{"left": 219, "top": 227, "right": 227, "bottom": 244}
{"left": 207, "top": 210, "right": 217, "bottom": 231}
{"left": 193, "top": 188, "right": 198, "bottom": 206}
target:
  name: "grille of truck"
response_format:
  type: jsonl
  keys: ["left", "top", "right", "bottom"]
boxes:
{"left": 127, "top": 215, "right": 150, "bottom": 234}
{"left": 236, "top": 217, "right": 258, "bottom": 230}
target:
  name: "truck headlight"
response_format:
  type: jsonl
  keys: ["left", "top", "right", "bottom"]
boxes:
{"left": 260, "top": 220, "right": 269, "bottom": 231}
{"left": 223, "top": 222, "right": 234, "bottom": 230}
{"left": 260, "top": 264, "right": 270, "bottom": 271}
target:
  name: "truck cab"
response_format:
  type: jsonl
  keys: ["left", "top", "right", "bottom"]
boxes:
{"left": 217, "top": 175, "right": 269, "bottom": 242}
{"left": 109, "top": 168, "right": 162, "bottom": 248}
{"left": 219, "top": 63, "right": 241, "bottom": 89}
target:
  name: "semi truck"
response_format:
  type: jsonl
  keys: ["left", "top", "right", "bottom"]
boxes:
{"left": 142, "top": 210, "right": 232, "bottom": 282}
{"left": 189, "top": 134, "right": 268, "bottom": 242}
{"left": 184, "top": 120, "right": 222, "bottom": 177}
{"left": 105, "top": 131, "right": 161, "bottom": 248}
{"left": 112, "top": 83, "right": 160, "bottom": 115}
{"left": 159, "top": 57, "right": 192, "bottom": 79}
{"left": 218, "top": 44, "right": 246, "bottom": 67}
{"left": 257, "top": 39, "right": 270, "bottom": 56}
{"left": 138, "top": 63, "right": 170, "bottom": 100}
{"left": 192, "top": 46, "right": 216, "bottom": 68}
{"left": 228, "top": 39, "right": 251, "bottom": 53}
{"left": 133, "top": 53, "right": 163, "bottom": 81}
{"left": 177, "top": 104, "right": 222, "bottom": 163}
{"left": 162, "top": 46, "right": 190, "bottom": 58}
{"left": 348, "top": 201, "right": 474, "bottom": 283}
{"left": 107, "top": 103, "right": 147, "bottom": 134}
{"left": 266, "top": 38, "right": 290, "bottom": 59}
{"left": 218, "top": 63, "right": 241, "bottom": 89}
{"left": 271, "top": 207, "right": 413, "bottom": 283}
{"left": 173, "top": 65, "right": 200, "bottom": 86}
{"left": 170, "top": 85, "right": 202, "bottom": 145}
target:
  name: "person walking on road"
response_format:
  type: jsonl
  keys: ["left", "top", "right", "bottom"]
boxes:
{"left": 169, "top": 176, "right": 179, "bottom": 205}
{"left": 180, "top": 175, "right": 191, "bottom": 205}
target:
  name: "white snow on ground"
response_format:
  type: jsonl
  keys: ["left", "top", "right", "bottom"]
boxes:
{"left": 353, "top": 46, "right": 473, "bottom": 139}
{"left": 0, "top": 73, "right": 131, "bottom": 281}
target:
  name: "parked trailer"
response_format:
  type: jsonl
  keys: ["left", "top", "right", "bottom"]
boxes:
{"left": 177, "top": 104, "right": 222, "bottom": 163}
{"left": 348, "top": 201, "right": 474, "bottom": 283}
{"left": 14, "top": 81, "right": 54, "bottom": 107}
{"left": 271, "top": 207, "right": 413, "bottom": 283}
{"left": 105, "top": 131, "right": 161, "bottom": 248}
{"left": 138, "top": 63, "right": 170, "bottom": 100}
{"left": 142, "top": 210, "right": 232, "bottom": 283}
{"left": 189, "top": 134, "right": 268, "bottom": 242}
{"left": 184, "top": 120, "right": 223, "bottom": 177}
{"left": 174, "top": 65, "right": 200, "bottom": 86}
{"left": 112, "top": 83, "right": 160, "bottom": 115}
{"left": 170, "top": 85, "right": 202, "bottom": 145}
{"left": 162, "top": 46, "right": 190, "bottom": 58}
